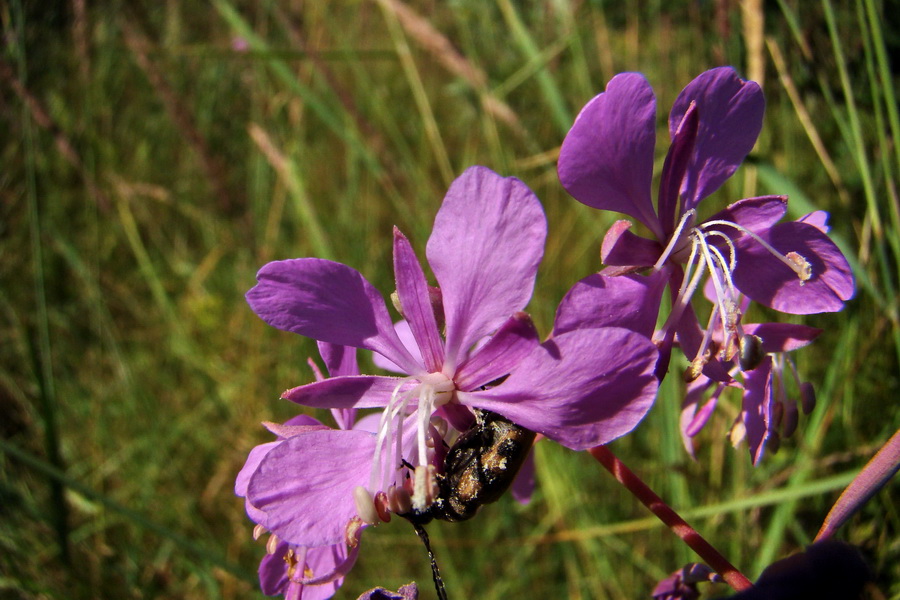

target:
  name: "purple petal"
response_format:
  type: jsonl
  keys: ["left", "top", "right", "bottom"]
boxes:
{"left": 283, "top": 376, "right": 415, "bottom": 409}
{"left": 247, "top": 259, "right": 423, "bottom": 375}
{"left": 426, "top": 166, "right": 547, "bottom": 368}
{"left": 558, "top": 73, "right": 662, "bottom": 237}
{"left": 461, "top": 328, "right": 659, "bottom": 450}
{"left": 453, "top": 312, "right": 540, "bottom": 392}
{"left": 510, "top": 448, "right": 536, "bottom": 504}
{"left": 732, "top": 220, "right": 855, "bottom": 314}
{"left": 742, "top": 356, "right": 773, "bottom": 465}
{"left": 393, "top": 229, "right": 444, "bottom": 372}
{"left": 743, "top": 323, "right": 822, "bottom": 352}
{"left": 318, "top": 342, "right": 360, "bottom": 378}
{"left": 553, "top": 269, "right": 668, "bottom": 338}
{"left": 601, "top": 220, "right": 665, "bottom": 267}
{"left": 262, "top": 421, "right": 330, "bottom": 439}
{"left": 816, "top": 428, "right": 900, "bottom": 541}
{"left": 260, "top": 542, "right": 352, "bottom": 599}
{"left": 258, "top": 543, "right": 293, "bottom": 596}
{"left": 237, "top": 441, "right": 281, "bottom": 525}
{"left": 658, "top": 101, "right": 699, "bottom": 236}
{"left": 684, "top": 387, "right": 721, "bottom": 438}
{"left": 247, "top": 429, "right": 375, "bottom": 546}
{"left": 799, "top": 210, "right": 830, "bottom": 233}
{"left": 670, "top": 67, "right": 765, "bottom": 210}
{"left": 372, "top": 320, "right": 423, "bottom": 374}
{"left": 705, "top": 195, "right": 788, "bottom": 233}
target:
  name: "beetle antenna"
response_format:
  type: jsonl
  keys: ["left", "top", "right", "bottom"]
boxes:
{"left": 412, "top": 522, "right": 448, "bottom": 600}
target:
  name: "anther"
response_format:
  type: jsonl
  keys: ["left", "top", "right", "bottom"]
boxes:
{"left": 786, "top": 252, "right": 812, "bottom": 283}
{"left": 684, "top": 352, "right": 709, "bottom": 382}
{"left": 266, "top": 533, "right": 280, "bottom": 555}
{"left": 253, "top": 523, "right": 267, "bottom": 541}
{"left": 411, "top": 464, "right": 440, "bottom": 511}
{"left": 284, "top": 548, "right": 298, "bottom": 577}
{"left": 353, "top": 486, "right": 380, "bottom": 525}
{"left": 388, "top": 484, "right": 412, "bottom": 515}
{"left": 374, "top": 491, "right": 392, "bottom": 523}
{"left": 345, "top": 517, "right": 364, "bottom": 547}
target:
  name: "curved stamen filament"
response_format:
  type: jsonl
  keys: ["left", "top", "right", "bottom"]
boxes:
{"left": 700, "top": 219, "right": 812, "bottom": 282}
{"left": 655, "top": 209, "right": 698, "bottom": 271}
{"left": 656, "top": 241, "right": 706, "bottom": 346}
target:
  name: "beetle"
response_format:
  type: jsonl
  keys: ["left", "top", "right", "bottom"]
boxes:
{"left": 401, "top": 408, "right": 536, "bottom": 524}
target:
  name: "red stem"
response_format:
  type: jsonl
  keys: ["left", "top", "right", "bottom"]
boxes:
{"left": 588, "top": 445, "right": 753, "bottom": 592}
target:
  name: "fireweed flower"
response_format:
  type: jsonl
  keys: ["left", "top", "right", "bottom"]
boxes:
{"left": 557, "top": 67, "right": 854, "bottom": 378}
{"left": 245, "top": 165, "right": 659, "bottom": 548}
{"left": 677, "top": 281, "right": 822, "bottom": 463}
{"left": 236, "top": 343, "right": 365, "bottom": 599}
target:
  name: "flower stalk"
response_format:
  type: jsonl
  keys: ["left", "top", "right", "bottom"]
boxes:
{"left": 588, "top": 444, "right": 753, "bottom": 592}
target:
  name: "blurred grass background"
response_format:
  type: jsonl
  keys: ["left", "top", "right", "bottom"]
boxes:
{"left": 2, "top": 0, "right": 899, "bottom": 598}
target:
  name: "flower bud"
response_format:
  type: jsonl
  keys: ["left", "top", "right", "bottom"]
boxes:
{"left": 800, "top": 382, "right": 816, "bottom": 415}
{"left": 739, "top": 334, "right": 765, "bottom": 371}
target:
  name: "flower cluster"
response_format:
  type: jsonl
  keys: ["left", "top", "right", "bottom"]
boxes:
{"left": 237, "top": 68, "right": 853, "bottom": 598}
{"left": 557, "top": 67, "right": 853, "bottom": 464}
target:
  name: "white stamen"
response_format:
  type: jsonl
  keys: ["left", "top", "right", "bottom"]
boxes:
{"left": 700, "top": 219, "right": 813, "bottom": 281}
{"left": 654, "top": 209, "right": 698, "bottom": 270}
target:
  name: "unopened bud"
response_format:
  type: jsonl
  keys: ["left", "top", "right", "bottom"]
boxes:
{"left": 767, "top": 431, "right": 781, "bottom": 455}
{"left": 771, "top": 400, "right": 784, "bottom": 429}
{"left": 800, "top": 382, "right": 816, "bottom": 415}
{"left": 782, "top": 400, "right": 799, "bottom": 438}
{"left": 739, "top": 334, "right": 765, "bottom": 371}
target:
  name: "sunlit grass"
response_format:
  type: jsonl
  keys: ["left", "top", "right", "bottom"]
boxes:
{"left": 1, "top": 1, "right": 898, "bottom": 599}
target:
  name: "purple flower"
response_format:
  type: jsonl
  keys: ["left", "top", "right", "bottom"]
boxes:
{"left": 558, "top": 68, "right": 854, "bottom": 377}
{"left": 236, "top": 344, "right": 365, "bottom": 599}
{"left": 652, "top": 563, "right": 720, "bottom": 600}
{"left": 245, "top": 165, "right": 659, "bottom": 547}
{"left": 356, "top": 583, "right": 419, "bottom": 600}
{"left": 679, "top": 292, "right": 822, "bottom": 464}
